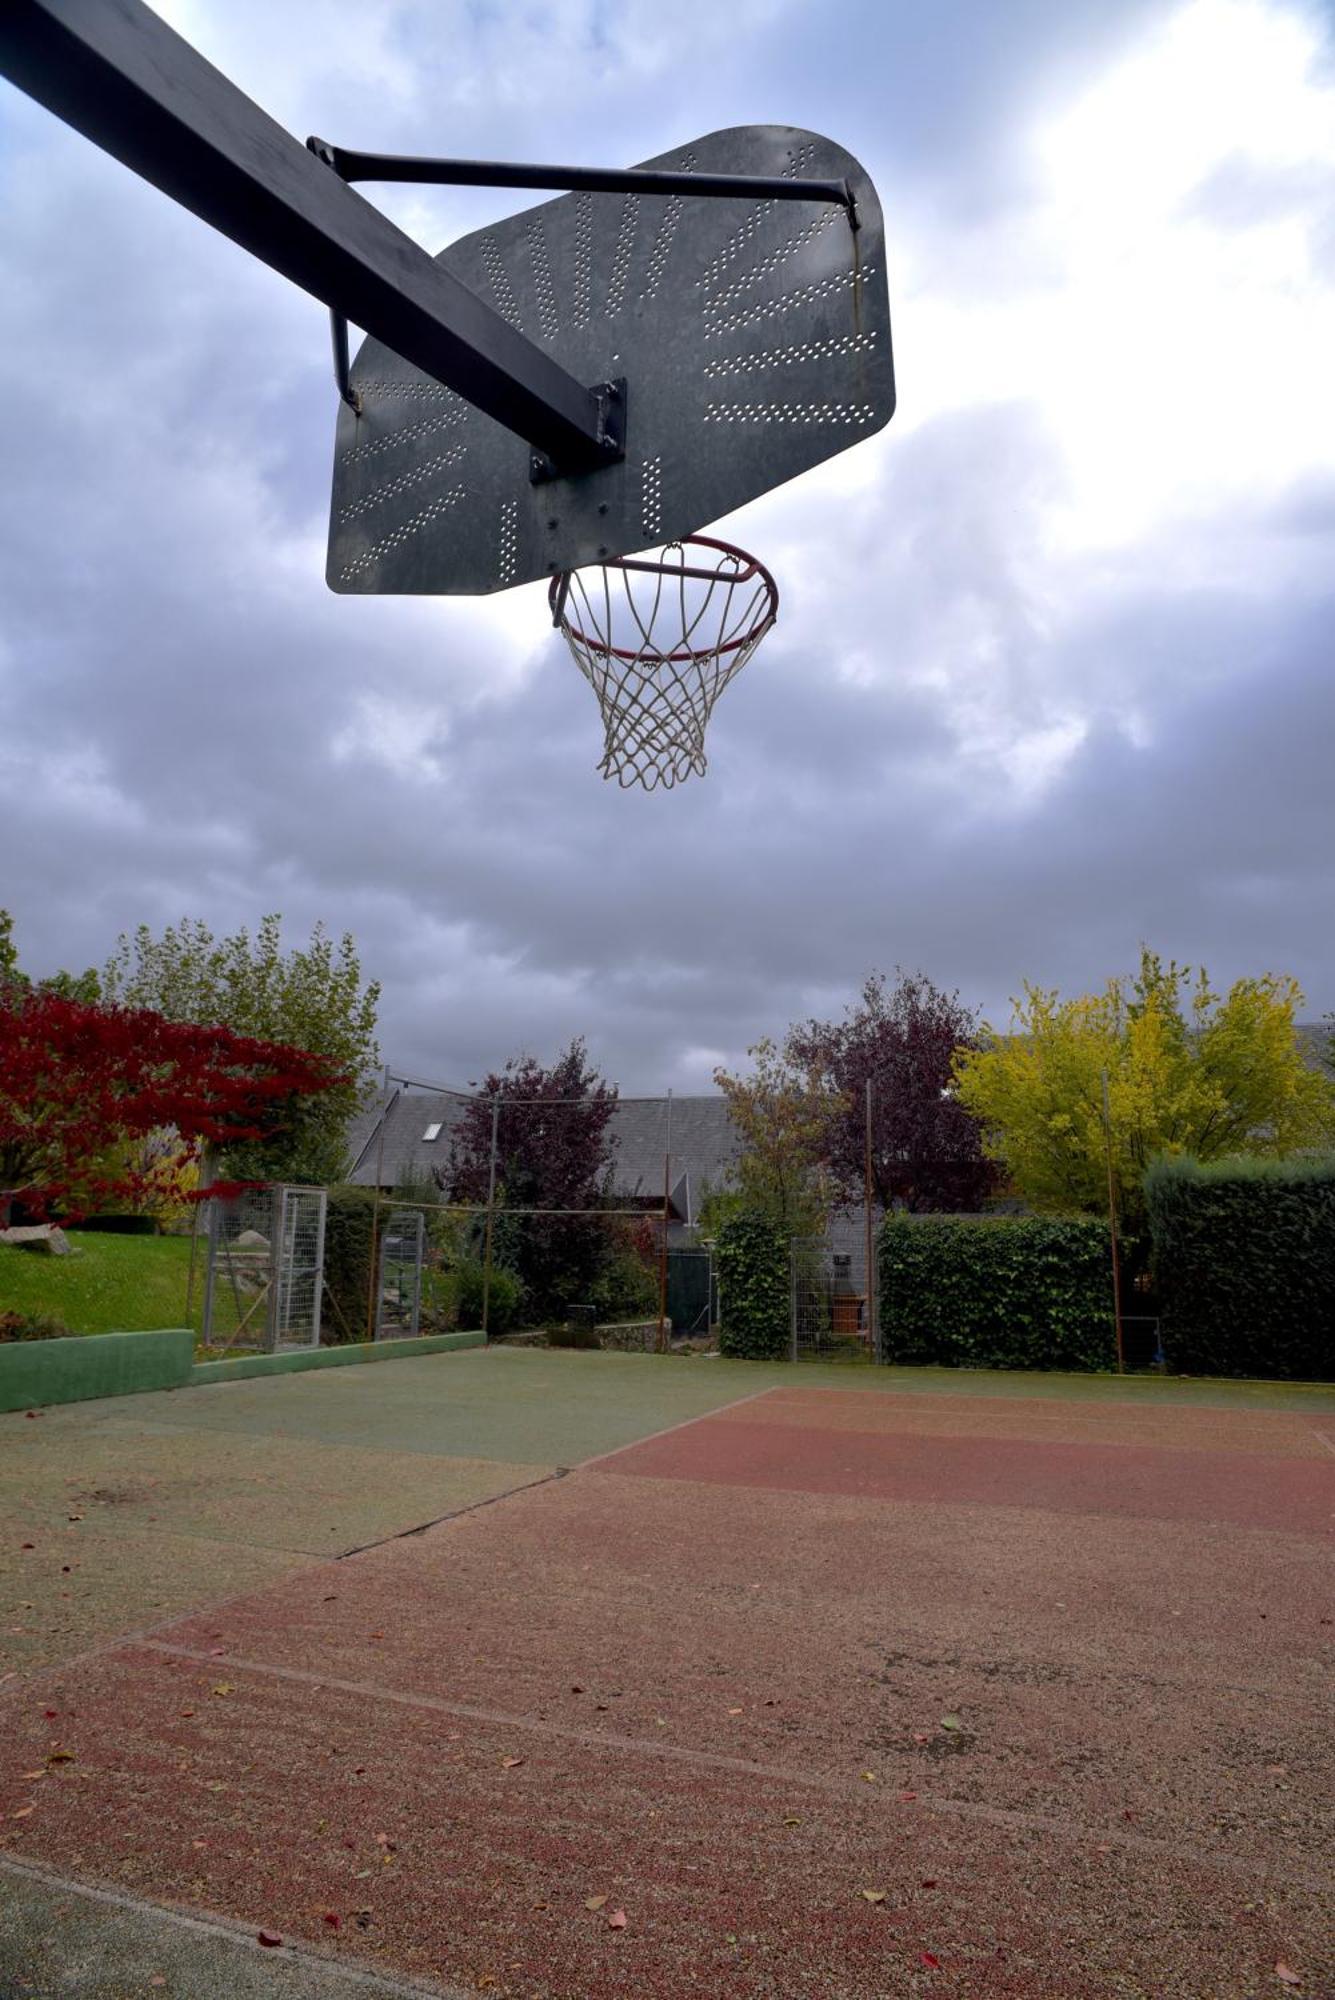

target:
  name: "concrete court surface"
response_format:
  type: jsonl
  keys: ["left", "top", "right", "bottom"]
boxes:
{"left": 1, "top": 1348, "right": 1333, "bottom": 1998}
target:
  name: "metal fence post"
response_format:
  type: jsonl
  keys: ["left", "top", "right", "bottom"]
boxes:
{"left": 789, "top": 1239, "right": 798, "bottom": 1363}
{"left": 266, "top": 1185, "right": 283, "bottom": 1353}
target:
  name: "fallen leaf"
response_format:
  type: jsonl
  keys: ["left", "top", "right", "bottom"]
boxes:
{"left": 940, "top": 1715, "right": 962, "bottom": 1732}
{"left": 323, "top": 1912, "right": 341, "bottom": 1929}
{"left": 782, "top": 1816, "right": 802, "bottom": 1826}
{"left": 607, "top": 1910, "right": 628, "bottom": 1930}
{"left": 179, "top": 1708, "right": 195, "bottom": 1719}
{"left": 861, "top": 1889, "right": 887, "bottom": 1904}
{"left": 584, "top": 1895, "right": 608, "bottom": 1911}
{"left": 921, "top": 1879, "right": 937, "bottom": 1889}
{"left": 501, "top": 1756, "right": 525, "bottom": 1770}
{"left": 47, "top": 1749, "right": 76, "bottom": 1764}
{"left": 43, "top": 1710, "right": 57, "bottom": 1720}
{"left": 921, "top": 1952, "right": 941, "bottom": 1969}
{"left": 257, "top": 1929, "right": 283, "bottom": 1948}
{"left": 860, "top": 1770, "right": 878, "bottom": 1783}
{"left": 899, "top": 1791, "right": 918, "bottom": 1802}
{"left": 1275, "top": 1967, "right": 1302, "bottom": 1988}
{"left": 211, "top": 1684, "right": 234, "bottom": 1698}
{"left": 12, "top": 1805, "right": 34, "bottom": 1819}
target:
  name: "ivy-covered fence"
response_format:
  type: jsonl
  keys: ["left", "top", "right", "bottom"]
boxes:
{"left": 1145, "top": 1155, "right": 1335, "bottom": 1380}
{"left": 715, "top": 1211, "right": 789, "bottom": 1360}
{"left": 878, "top": 1215, "right": 1116, "bottom": 1372}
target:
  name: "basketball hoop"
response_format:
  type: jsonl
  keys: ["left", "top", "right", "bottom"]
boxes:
{"left": 550, "top": 536, "right": 778, "bottom": 790}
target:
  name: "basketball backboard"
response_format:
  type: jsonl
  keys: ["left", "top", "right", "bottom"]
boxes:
{"left": 326, "top": 125, "right": 894, "bottom": 596}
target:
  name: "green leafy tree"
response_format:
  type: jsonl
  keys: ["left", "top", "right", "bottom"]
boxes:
{"left": 712, "top": 1038, "right": 833, "bottom": 1237}
{"left": 102, "top": 914, "right": 380, "bottom": 1184}
{"left": 951, "top": 949, "right": 1335, "bottom": 1232}
{"left": 0, "top": 909, "right": 100, "bottom": 1003}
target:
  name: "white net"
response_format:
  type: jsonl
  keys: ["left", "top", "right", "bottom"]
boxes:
{"left": 551, "top": 537, "right": 778, "bottom": 790}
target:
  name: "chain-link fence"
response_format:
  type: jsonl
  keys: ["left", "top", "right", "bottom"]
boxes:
{"left": 790, "top": 1219, "right": 877, "bottom": 1361}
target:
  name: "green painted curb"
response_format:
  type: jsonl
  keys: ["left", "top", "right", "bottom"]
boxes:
{"left": 189, "top": 1330, "right": 486, "bottom": 1385}
{"left": 0, "top": 1327, "right": 194, "bottom": 1413}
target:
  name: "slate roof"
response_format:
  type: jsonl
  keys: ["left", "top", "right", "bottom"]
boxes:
{"left": 344, "top": 1087, "right": 741, "bottom": 1226}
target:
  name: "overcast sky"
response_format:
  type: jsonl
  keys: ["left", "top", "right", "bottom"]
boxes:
{"left": 3, "top": 0, "right": 1334, "bottom": 1091}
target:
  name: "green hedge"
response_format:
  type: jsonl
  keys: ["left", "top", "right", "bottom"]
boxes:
{"left": 321, "top": 1185, "right": 381, "bottom": 1344}
{"left": 716, "top": 1212, "right": 788, "bottom": 1360}
{"left": 1145, "top": 1155, "right": 1335, "bottom": 1380}
{"left": 878, "top": 1215, "right": 1116, "bottom": 1372}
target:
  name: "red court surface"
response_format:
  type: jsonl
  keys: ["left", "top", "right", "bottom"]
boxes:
{"left": 2, "top": 1380, "right": 1332, "bottom": 1998}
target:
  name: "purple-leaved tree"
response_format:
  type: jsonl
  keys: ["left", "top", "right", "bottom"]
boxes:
{"left": 444, "top": 1039, "right": 620, "bottom": 1320}
{"left": 787, "top": 971, "right": 994, "bottom": 1213}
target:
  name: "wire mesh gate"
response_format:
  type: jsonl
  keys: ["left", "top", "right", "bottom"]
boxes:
{"left": 790, "top": 1225, "right": 877, "bottom": 1361}
{"left": 200, "top": 1184, "right": 327, "bottom": 1351}
{"left": 375, "top": 1208, "right": 426, "bottom": 1339}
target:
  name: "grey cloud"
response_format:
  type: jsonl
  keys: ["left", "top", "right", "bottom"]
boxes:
{"left": 2, "top": 0, "right": 1334, "bottom": 1094}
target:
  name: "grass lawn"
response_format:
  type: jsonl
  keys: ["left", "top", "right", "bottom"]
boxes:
{"left": 0, "top": 1231, "right": 202, "bottom": 1335}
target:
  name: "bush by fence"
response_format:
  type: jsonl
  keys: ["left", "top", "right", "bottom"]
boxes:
{"left": 716, "top": 1211, "right": 788, "bottom": 1360}
{"left": 321, "top": 1185, "right": 381, "bottom": 1343}
{"left": 1145, "top": 1154, "right": 1335, "bottom": 1380}
{"left": 878, "top": 1215, "right": 1116, "bottom": 1372}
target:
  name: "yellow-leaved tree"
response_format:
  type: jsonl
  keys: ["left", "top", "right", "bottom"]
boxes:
{"left": 950, "top": 950, "right": 1335, "bottom": 1231}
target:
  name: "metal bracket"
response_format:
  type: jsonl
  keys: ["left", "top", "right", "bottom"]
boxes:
{"left": 329, "top": 308, "right": 360, "bottom": 414}
{"left": 530, "top": 379, "right": 626, "bottom": 484}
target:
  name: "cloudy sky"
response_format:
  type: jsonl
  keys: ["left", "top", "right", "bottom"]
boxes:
{"left": 3, "top": 0, "right": 1334, "bottom": 1091}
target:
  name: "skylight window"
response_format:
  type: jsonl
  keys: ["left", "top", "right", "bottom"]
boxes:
{"left": 423, "top": 1122, "right": 443, "bottom": 1142}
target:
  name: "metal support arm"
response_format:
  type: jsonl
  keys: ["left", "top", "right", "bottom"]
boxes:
{"left": 308, "top": 139, "right": 859, "bottom": 229}
{"left": 0, "top": 1, "right": 859, "bottom": 473}
{"left": 0, "top": 0, "right": 619, "bottom": 468}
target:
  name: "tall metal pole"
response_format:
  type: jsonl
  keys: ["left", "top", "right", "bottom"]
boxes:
{"left": 480, "top": 1098, "right": 500, "bottom": 1339}
{"left": 863, "top": 1078, "right": 876, "bottom": 1353}
{"left": 657, "top": 1091, "right": 673, "bottom": 1353}
{"left": 1101, "top": 1068, "right": 1126, "bottom": 1374}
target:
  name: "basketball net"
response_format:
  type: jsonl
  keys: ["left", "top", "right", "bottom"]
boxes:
{"left": 550, "top": 536, "right": 778, "bottom": 790}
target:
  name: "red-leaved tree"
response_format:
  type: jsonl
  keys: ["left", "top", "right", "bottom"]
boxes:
{"left": 787, "top": 970, "right": 994, "bottom": 1213}
{"left": 0, "top": 988, "right": 344, "bottom": 1221}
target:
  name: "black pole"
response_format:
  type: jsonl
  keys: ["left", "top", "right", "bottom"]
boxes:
{"left": 0, "top": 0, "right": 617, "bottom": 468}
{"left": 314, "top": 142, "right": 857, "bottom": 227}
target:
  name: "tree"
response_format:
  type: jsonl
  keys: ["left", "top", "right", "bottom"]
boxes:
{"left": 787, "top": 971, "right": 994, "bottom": 1212}
{"left": 0, "top": 988, "right": 343, "bottom": 1220}
{"left": 102, "top": 914, "right": 380, "bottom": 1184}
{"left": 950, "top": 949, "right": 1335, "bottom": 1233}
{"left": 0, "top": 908, "right": 100, "bottom": 1003}
{"left": 712, "top": 1038, "right": 833, "bottom": 1236}
{"left": 444, "top": 1039, "right": 620, "bottom": 1322}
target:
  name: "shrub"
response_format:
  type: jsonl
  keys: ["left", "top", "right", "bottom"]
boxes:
{"left": 449, "top": 1258, "right": 524, "bottom": 1336}
{"left": 878, "top": 1215, "right": 1116, "bottom": 1372}
{"left": 320, "top": 1184, "right": 381, "bottom": 1343}
{"left": 716, "top": 1211, "right": 788, "bottom": 1359}
{"left": 1145, "top": 1154, "right": 1335, "bottom": 1380}
{"left": 0, "top": 1308, "right": 72, "bottom": 1343}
